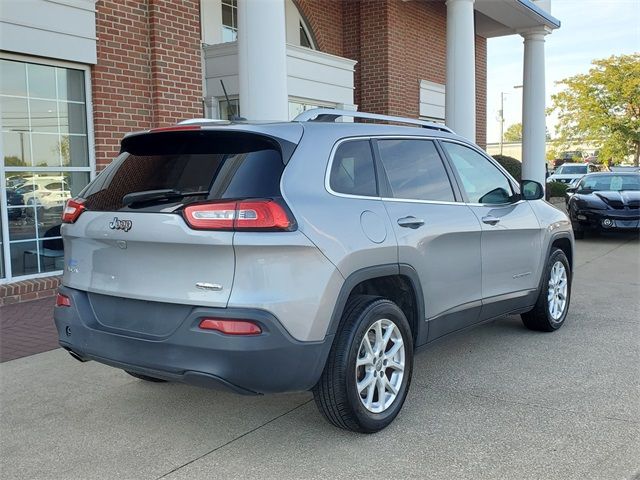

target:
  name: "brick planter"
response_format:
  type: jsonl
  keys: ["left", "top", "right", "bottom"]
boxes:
{"left": 0, "top": 276, "right": 61, "bottom": 306}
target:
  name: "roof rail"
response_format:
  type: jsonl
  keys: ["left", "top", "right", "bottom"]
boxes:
{"left": 293, "top": 108, "right": 454, "bottom": 134}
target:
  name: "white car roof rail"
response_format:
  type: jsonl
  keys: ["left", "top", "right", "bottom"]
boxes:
{"left": 293, "top": 108, "right": 454, "bottom": 134}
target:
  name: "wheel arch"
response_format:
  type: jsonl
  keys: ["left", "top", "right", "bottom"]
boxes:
{"left": 536, "top": 232, "right": 574, "bottom": 294}
{"left": 326, "top": 264, "right": 426, "bottom": 348}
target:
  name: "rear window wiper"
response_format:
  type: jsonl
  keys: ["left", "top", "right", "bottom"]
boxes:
{"left": 122, "top": 189, "right": 209, "bottom": 206}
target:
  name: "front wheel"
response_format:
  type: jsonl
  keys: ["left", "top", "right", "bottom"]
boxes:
{"left": 521, "top": 248, "right": 572, "bottom": 332}
{"left": 313, "top": 296, "right": 413, "bottom": 433}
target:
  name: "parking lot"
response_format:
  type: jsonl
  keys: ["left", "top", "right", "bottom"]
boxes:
{"left": 1, "top": 234, "right": 638, "bottom": 480}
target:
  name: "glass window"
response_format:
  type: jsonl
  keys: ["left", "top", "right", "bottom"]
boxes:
{"left": 300, "top": 22, "right": 313, "bottom": 48}
{"left": 221, "top": 0, "right": 238, "bottom": 43}
{"left": 442, "top": 142, "right": 514, "bottom": 204}
{"left": 578, "top": 174, "right": 640, "bottom": 192}
{"left": 329, "top": 140, "right": 377, "bottom": 197}
{"left": 219, "top": 98, "right": 240, "bottom": 120}
{"left": 557, "top": 164, "right": 588, "bottom": 175}
{"left": 288, "top": 100, "right": 331, "bottom": 121}
{"left": 1, "top": 58, "right": 91, "bottom": 280}
{"left": 81, "top": 131, "right": 284, "bottom": 212}
{"left": 377, "top": 139, "right": 455, "bottom": 202}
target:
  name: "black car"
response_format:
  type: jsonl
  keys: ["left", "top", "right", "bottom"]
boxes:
{"left": 6, "top": 187, "right": 25, "bottom": 220}
{"left": 565, "top": 172, "right": 640, "bottom": 238}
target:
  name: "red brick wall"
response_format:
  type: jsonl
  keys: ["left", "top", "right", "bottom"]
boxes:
{"left": 148, "top": 0, "right": 203, "bottom": 126}
{"left": 475, "top": 34, "right": 487, "bottom": 148}
{"left": 92, "top": 0, "right": 202, "bottom": 171}
{"left": 294, "top": 0, "right": 487, "bottom": 147}
{"left": 294, "top": 0, "right": 344, "bottom": 57}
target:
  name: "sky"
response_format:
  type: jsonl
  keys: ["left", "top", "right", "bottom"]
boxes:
{"left": 486, "top": 0, "right": 640, "bottom": 144}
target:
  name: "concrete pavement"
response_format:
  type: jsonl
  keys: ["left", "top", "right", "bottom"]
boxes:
{"left": 1, "top": 234, "right": 638, "bottom": 479}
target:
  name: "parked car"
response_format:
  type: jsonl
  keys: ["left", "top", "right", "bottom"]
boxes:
{"left": 547, "top": 162, "right": 593, "bottom": 185}
{"left": 6, "top": 187, "right": 25, "bottom": 220}
{"left": 54, "top": 109, "right": 574, "bottom": 433}
{"left": 17, "top": 178, "right": 71, "bottom": 211}
{"left": 553, "top": 150, "right": 584, "bottom": 169}
{"left": 565, "top": 172, "right": 640, "bottom": 238}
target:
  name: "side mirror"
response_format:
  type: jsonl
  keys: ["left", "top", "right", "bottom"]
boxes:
{"left": 521, "top": 180, "right": 544, "bottom": 200}
{"left": 565, "top": 186, "right": 577, "bottom": 194}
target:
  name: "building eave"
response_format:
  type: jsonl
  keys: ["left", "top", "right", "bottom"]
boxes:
{"left": 474, "top": 0, "right": 561, "bottom": 39}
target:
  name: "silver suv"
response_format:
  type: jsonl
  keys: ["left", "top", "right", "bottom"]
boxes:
{"left": 54, "top": 109, "right": 574, "bottom": 433}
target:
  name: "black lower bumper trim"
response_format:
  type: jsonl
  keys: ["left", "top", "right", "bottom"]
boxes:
{"left": 54, "top": 286, "right": 333, "bottom": 394}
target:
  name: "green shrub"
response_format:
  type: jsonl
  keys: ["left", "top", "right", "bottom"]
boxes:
{"left": 546, "top": 181, "right": 568, "bottom": 198}
{"left": 492, "top": 154, "right": 522, "bottom": 181}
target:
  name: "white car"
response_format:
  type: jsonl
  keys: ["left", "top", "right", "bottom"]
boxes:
{"left": 547, "top": 163, "right": 591, "bottom": 185}
{"left": 17, "top": 179, "right": 71, "bottom": 210}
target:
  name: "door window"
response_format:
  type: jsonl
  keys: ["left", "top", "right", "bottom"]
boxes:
{"left": 377, "top": 139, "right": 455, "bottom": 202}
{"left": 329, "top": 140, "right": 378, "bottom": 197}
{"left": 441, "top": 142, "right": 514, "bottom": 204}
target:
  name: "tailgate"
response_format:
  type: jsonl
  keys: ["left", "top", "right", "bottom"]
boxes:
{"left": 62, "top": 211, "right": 235, "bottom": 307}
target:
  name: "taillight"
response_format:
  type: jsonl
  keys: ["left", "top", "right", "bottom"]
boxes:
{"left": 183, "top": 199, "right": 293, "bottom": 231}
{"left": 62, "top": 198, "right": 85, "bottom": 223}
{"left": 199, "top": 318, "right": 262, "bottom": 335}
{"left": 56, "top": 293, "right": 72, "bottom": 307}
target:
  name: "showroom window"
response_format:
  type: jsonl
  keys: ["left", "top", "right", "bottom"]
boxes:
{"left": 288, "top": 99, "right": 335, "bottom": 120}
{"left": 221, "top": 0, "right": 238, "bottom": 43}
{"left": 0, "top": 57, "right": 93, "bottom": 281}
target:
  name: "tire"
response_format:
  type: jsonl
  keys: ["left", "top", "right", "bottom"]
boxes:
{"left": 521, "top": 248, "right": 571, "bottom": 332}
{"left": 313, "top": 295, "right": 413, "bottom": 433}
{"left": 124, "top": 370, "right": 168, "bottom": 383}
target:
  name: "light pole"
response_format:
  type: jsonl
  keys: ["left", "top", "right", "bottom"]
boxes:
{"left": 499, "top": 92, "right": 507, "bottom": 155}
{"left": 499, "top": 85, "right": 523, "bottom": 156}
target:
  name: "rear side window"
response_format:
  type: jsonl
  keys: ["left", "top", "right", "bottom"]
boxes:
{"left": 329, "top": 140, "right": 378, "bottom": 197}
{"left": 377, "top": 139, "right": 455, "bottom": 202}
{"left": 81, "top": 131, "right": 285, "bottom": 212}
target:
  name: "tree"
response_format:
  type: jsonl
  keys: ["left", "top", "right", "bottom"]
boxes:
{"left": 550, "top": 54, "right": 640, "bottom": 166}
{"left": 503, "top": 123, "right": 522, "bottom": 142}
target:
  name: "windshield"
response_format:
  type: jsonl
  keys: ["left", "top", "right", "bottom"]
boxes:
{"left": 578, "top": 175, "right": 640, "bottom": 192}
{"left": 557, "top": 164, "right": 588, "bottom": 175}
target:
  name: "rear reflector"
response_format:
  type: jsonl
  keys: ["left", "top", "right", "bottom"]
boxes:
{"left": 199, "top": 318, "right": 262, "bottom": 335}
{"left": 56, "top": 293, "right": 72, "bottom": 307}
{"left": 62, "top": 198, "right": 85, "bottom": 224}
{"left": 183, "top": 199, "right": 292, "bottom": 231}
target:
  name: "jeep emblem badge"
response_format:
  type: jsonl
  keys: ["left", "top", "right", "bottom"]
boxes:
{"left": 109, "top": 217, "right": 132, "bottom": 232}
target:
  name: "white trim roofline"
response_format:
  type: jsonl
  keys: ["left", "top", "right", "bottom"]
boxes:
{"left": 516, "top": 0, "right": 561, "bottom": 29}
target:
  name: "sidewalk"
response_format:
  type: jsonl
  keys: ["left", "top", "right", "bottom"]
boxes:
{"left": 0, "top": 297, "right": 58, "bottom": 362}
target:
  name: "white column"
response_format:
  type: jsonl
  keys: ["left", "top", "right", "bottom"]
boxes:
{"left": 237, "top": 0, "right": 288, "bottom": 121}
{"left": 521, "top": 28, "right": 550, "bottom": 187}
{"left": 445, "top": 0, "right": 476, "bottom": 142}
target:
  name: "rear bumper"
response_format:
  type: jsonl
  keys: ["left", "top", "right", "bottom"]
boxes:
{"left": 54, "top": 286, "right": 333, "bottom": 394}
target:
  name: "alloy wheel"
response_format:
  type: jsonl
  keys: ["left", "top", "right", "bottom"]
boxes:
{"left": 547, "top": 261, "right": 568, "bottom": 321}
{"left": 355, "top": 318, "right": 405, "bottom": 413}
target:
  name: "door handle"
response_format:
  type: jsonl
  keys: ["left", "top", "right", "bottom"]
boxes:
{"left": 481, "top": 215, "right": 500, "bottom": 225}
{"left": 397, "top": 216, "right": 425, "bottom": 229}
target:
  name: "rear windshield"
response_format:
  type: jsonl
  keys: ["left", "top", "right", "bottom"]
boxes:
{"left": 81, "top": 131, "right": 285, "bottom": 212}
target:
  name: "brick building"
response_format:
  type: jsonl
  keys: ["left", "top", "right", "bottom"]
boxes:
{"left": 0, "top": 0, "right": 558, "bottom": 299}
